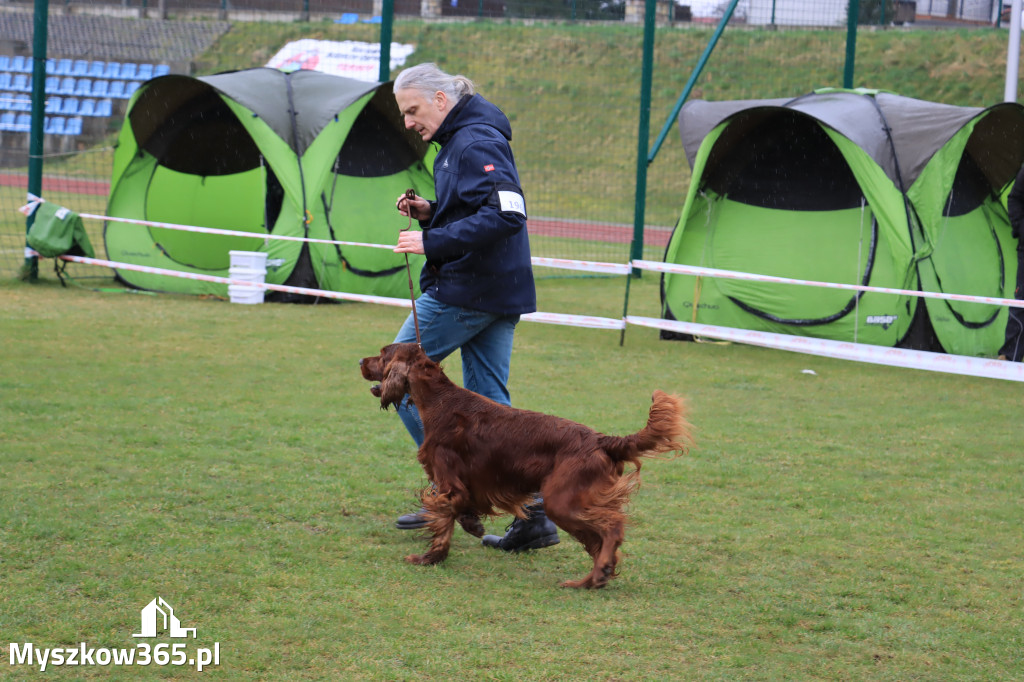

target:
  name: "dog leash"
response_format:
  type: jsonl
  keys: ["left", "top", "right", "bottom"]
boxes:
{"left": 401, "top": 188, "right": 422, "bottom": 346}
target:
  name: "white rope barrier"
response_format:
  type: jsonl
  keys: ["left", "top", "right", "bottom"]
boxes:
{"left": 627, "top": 316, "right": 1024, "bottom": 383}
{"left": 48, "top": 253, "right": 626, "bottom": 331}
{"left": 81, "top": 212, "right": 395, "bottom": 250}
{"left": 21, "top": 199, "right": 1024, "bottom": 382}
{"left": 632, "top": 259, "right": 1024, "bottom": 310}
{"left": 57, "top": 253, "right": 415, "bottom": 307}
{"left": 60, "top": 204, "right": 1021, "bottom": 309}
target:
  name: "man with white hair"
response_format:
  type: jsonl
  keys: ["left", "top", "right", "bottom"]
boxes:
{"left": 388, "top": 63, "right": 559, "bottom": 553}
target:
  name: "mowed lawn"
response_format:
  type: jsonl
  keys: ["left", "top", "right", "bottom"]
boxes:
{"left": 1, "top": 275, "right": 1021, "bottom": 680}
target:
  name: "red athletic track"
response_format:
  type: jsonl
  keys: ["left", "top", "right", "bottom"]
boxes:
{"left": 0, "top": 173, "right": 672, "bottom": 247}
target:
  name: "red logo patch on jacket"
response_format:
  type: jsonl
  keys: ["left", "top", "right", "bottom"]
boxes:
{"left": 483, "top": 164, "right": 495, "bottom": 172}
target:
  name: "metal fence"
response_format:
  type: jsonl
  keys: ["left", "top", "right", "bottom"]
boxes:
{"left": 0, "top": 0, "right": 1014, "bottom": 286}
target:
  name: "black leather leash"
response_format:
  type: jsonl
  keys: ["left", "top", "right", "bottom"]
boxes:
{"left": 401, "top": 188, "right": 422, "bottom": 346}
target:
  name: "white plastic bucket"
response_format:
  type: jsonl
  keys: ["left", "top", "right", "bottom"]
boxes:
{"left": 227, "top": 251, "right": 267, "bottom": 304}
{"left": 229, "top": 250, "right": 268, "bottom": 271}
{"left": 228, "top": 284, "right": 264, "bottom": 304}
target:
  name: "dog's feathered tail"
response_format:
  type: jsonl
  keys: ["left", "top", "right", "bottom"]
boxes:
{"left": 597, "top": 390, "right": 692, "bottom": 467}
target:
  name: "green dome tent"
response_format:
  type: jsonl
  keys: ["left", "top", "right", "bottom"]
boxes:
{"left": 104, "top": 68, "right": 434, "bottom": 300}
{"left": 662, "top": 90, "right": 1024, "bottom": 356}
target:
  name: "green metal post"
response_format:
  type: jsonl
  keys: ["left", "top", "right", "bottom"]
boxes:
{"left": 844, "top": 0, "right": 859, "bottom": 88}
{"left": 629, "top": 0, "right": 658, "bottom": 274}
{"left": 648, "top": 0, "right": 740, "bottom": 164}
{"left": 379, "top": 0, "right": 394, "bottom": 82}
{"left": 23, "top": 0, "right": 49, "bottom": 282}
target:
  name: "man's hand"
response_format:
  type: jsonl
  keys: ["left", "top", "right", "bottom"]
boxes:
{"left": 395, "top": 230, "right": 425, "bottom": 255}
{"left": 396, "top": 192, "right": 432, "bottom": 222}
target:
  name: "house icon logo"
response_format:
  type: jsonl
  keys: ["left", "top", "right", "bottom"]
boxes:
{"left": 132, "top": 597, "right": 197, "bottom": 639}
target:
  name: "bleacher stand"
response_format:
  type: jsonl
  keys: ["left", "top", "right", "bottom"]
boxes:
{"left": 0, "top": 55, "right": 170, "bottom": 156}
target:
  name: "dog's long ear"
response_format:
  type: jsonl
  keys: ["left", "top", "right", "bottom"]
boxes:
{"left": 378, "top": 356, "right": 410, "bottom": 411}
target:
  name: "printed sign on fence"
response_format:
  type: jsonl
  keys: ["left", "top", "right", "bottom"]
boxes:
{"left": 266, "top": 39, "right": 416, "bottom": 81}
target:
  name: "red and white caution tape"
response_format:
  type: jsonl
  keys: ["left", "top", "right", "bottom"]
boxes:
{"left": 531, "top": 257, "right": 631, "bottom": 275}
{"left": 523, "top": 311, "right": 625, "bottom": 329}
{"left": 48, "top": 253, "right": 626, "bottom": 330}
{"left": 633, "top": 259, "right": 1024, "bottom": 310}
{"left": 54, "top": 253, "right": 413, "bottom": 308}
{"left": 82, "top": 212, "right": 395, "bottom": 250}
{"left": 627, "top": 315, "right": 1024, "bottom": 383}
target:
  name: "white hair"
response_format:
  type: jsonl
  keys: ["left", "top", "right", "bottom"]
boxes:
{"left": 394, "top": 63, "right": 476, "bottom": 105}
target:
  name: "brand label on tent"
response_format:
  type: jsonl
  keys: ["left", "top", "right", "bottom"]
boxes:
{"left": 266, "top": 39, "right": 416, "bottom": 82}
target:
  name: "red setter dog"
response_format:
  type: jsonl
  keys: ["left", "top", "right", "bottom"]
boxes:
{"left": 359, "top": 342, "right": 692, "bottom": 589}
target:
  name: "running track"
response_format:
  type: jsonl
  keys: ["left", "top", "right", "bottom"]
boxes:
{"left": 1, "top": 173, "right": 673, "bottom": 247}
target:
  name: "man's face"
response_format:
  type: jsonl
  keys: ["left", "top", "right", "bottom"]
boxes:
{"left": 395, "top": 88, "right": 449, "bottom": 142}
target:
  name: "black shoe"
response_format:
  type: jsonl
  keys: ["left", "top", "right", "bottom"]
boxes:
{"left": 395, "top": 507, "right": 428, "bottom": 530}
{"left": 481, "top": 502, "right": 559, "bottom": 552}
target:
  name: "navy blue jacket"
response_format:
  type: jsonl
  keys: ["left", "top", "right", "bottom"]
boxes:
{"left": 418, "top": 94, "right": 536, "bottom": 315}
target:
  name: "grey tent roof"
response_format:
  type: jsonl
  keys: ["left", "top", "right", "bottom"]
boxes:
{"left": 199, "top": 68, "right": 382, "bottom": 154}
{"left": 129, "top": 68, "right": 415, "bottom": 159}
{"left": 678, "top": 90, "right": 1024, "bottom": 190}
{"left": 125, "top": 68, "right": 429, "bottom": 178}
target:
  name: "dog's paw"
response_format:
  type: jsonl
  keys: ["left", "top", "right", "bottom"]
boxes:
{"left": 457, "top": 513, "right": 485, "bottom": 537}
{"left": 405, "top": 552, "right": 444, "bottom": 566}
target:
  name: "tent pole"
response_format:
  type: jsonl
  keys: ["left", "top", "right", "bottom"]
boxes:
{"left": 1005, "top": 0, "right": 1022, "bottom": 102}
{"left": 22, "top": 0, "right": 49, "bottom": 282}
{"left": 630, "top": 0, "right": 657, "bottom": 276}
{"left": 379, "top": 0, "right": 394, "bottom": 82}
{"left": 843, "top": 0, "right": 859, "bottom": 88}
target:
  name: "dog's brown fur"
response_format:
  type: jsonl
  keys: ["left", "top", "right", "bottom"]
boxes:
{"left": 360, "top": 342, "right": 692, "bottom": 588}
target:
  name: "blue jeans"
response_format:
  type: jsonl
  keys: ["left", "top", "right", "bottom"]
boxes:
{"left": 393, "top": 293, "right": 520, "bottom": 446}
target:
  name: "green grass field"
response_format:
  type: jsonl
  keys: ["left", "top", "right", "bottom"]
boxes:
{"left": 2, "top": 275, "right": 1021, "bottom": 680}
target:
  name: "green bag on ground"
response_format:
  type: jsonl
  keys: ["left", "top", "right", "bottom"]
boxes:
{"left": 26, "top": 202, "right": 95, "bottom": 259}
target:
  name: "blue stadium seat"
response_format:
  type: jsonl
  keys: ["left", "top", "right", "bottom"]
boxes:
{"left": 0, "top": 112, "right": 15, "bottom": 130}
{"left": 73, "top": 79, "right": 92, "bottom": 97}
{"left": 14, "top": 113, "right": 31, "bottom": 132}
{"left": 12, "top": 74, "right": 30, "bottom": 92}
{"left": 45, "top": 58, "right": 56, "bottom": 74}
{"left": 88, "top": 61, "right": 105, "bottom": 78}
{"left": 45, "top": 115, "right": 66, "bottom": 135}
{"left": 57, "top": 77, "right": 75, "bottom": 95}
{"left": 72, "top": 60, "right": 89, "bottom": 77}
{"left": 78, "top": 98, "right": 96, "bottom": 116}
{"left": 90, "top": 79, "right": 109, "bottom": 98}
{"left": 108, "top": 80, "right": 125, "bottom": 99}
{"left": 0, "top": 56, "right": 10, "bottom": 72}
{"left": 12, "top": 95, "right": 30, "bottom": 112}
{"left": 45, "top": 76, "right": 59, "bottom": 93}
{"left": 153, "top": 64, "right": 170, "bottom": 77}
{"left": 60, "top": 97, "right": 79, "bottom": 115}
{"left": 94, "top": 98, "right": 113, "bottom": 117}
{"left": 103, "top": 62, "right": 121, "bottom": 79}
{"left": 64, "top": 116, "right": 82, "bottom": 135}
{"left": 11, "top": 56, "right": 29, "bottom": 73}
{"left": 45, "top": 96, "right": 62, "bottom": 114}
{"left": 124, "top": 81, "right": 140, "bottom": 98}
{"left": 55, "top": 58, "right": 73, "bottom": 76}
{"left": 0, "top": 73, "right": 11, "bottom": 90}
{"left": 0, "top": 94, "right": 13, "bottom": 111}
{"left": 119, "top": 63, "right": 137, "bottom": 81}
